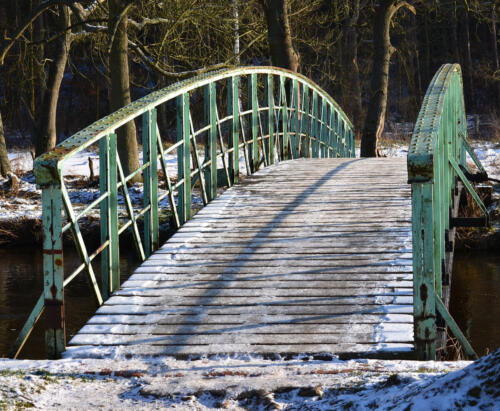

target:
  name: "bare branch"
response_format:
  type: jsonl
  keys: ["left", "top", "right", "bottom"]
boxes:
{"left": 128, "top": 40, "right": 230, "bottom": 79}
{"left": 127, "top": 17, "right": 173, "bottom": 30}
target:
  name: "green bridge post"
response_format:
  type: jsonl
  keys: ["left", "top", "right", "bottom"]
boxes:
{"left": 409, "top": 64, "right": 483, "bottom": 360}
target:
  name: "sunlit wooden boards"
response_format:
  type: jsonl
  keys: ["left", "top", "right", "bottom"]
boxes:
{"left": 66, "top": 158, "right": 414, "bottom": 359}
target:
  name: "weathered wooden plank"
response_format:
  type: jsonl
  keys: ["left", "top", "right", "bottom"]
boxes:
{"left": 102, "top": 295, "right": 413, "bottom": 307}
{"left": 77, "top": 323, "right": 412, "bottom": 336}
{"left": 110, "top": 286, "right": 412, "bottom": 299}
{"left": 133, "top": 265, "right": 413, "bottom": 274}
{"left": 64, "top": 343, "right": 414, "bottom": 357}
{"left": 86, "top": 313, "right": 413, "bottom": 325}
{"left": 70, "top": 331, "right": 412, "bottom": 346}
{"left": 121, "top": 273, "right": 413, "bottom": 283}
{"left": 119, "top": 280, "right": 413, "bottom": 290}
{"left": 94, "top": 304, "right": 414, "bottom": 316}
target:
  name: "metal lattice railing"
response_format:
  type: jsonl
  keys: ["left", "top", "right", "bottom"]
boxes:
{"left": 408, "top": 63, "right": 486, "bottom": 361}
{"left": 12, "top": 66, "right": 355, "bottom": 358}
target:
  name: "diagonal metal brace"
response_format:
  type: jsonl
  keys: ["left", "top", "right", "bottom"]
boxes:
{"left": 436, "top": 296, "right": 478, "bottom": 360}
{"left": 449, "top": 156, "right": 488, "bottom": 217}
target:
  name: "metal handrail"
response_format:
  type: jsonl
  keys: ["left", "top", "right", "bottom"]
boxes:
{"left": 12, "top": 66, "right": 355, "bottom": 358}
{"left": 408, "top": 63, "right": 484, "bottom": 360}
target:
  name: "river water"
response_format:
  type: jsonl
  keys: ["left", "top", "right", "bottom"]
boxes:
{"left": 0, "top": 246, "right": 498, "bottom": 359}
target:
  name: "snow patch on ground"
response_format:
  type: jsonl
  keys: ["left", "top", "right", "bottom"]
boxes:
{"left": 0, "top": 349, "right": 498, "bottom": 410}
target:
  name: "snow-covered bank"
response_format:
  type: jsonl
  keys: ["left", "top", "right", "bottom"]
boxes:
{"left": 0, "top": 349, "right": 498, "bottom": 410}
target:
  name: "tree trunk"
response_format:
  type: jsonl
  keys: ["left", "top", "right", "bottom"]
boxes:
{"left": 108, "top": 0, "right": 140, "bottom": 180}
{"left": 34, "top": 5, "right": 70, "bottom": 157}
{"left": 261, "top": 0, "right": 299, "bottom": 72}
{"left": 233, "top": 0, "right": 240, "bottom": 65}
{"left": 360, "top": 0, "right": 415, "bottom": 157}
{"left": 491, "top": 3, "right": 500, "bottom": 107}
{"left": 450, "top": 2, "right": 460, "bottom": 64}
{"left": 461, "top": 6, "right": 474, "bottom": 110}
{"left": 0, "top": 111, "right": 12, "bottom": 178}
{"left": 341, "top": 0, "right": 362, "bottom": 140}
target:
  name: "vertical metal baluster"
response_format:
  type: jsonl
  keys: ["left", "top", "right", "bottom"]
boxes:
{"left": 250, "top": 73, "right": 258, "bottom": 172}
{"left": 301, "top": 84, "right": 310, "bottom": 157}
{"left": 143, "top": 109, "right": 159, "bottom": 257}
{"left": 108, "top": 133, "right": 119, "bottom": 292}
{"left": 204, "top": 82, "right": 217, "bottom": 201}
{"left": 279, "top": 76, "right": 289, "bottom": 160}
{"left": 291, "top": 79, "right": 299, "bottom": 159}
{"left": 311, "top": 91, "right": 318, "bottom": 158}
{"left": 266, "top": 74, "right": 275, "bottom": 165}
{"left": 228, "top": 76, "right": 240, "bottom": 184}
{"left": 99, "top": 135, "right": 110, "bottom": 297}
{"left": 327, "top": 106, "right": 334, "bottom": 157}
{"left": 177, "top": 93, "right": 191, "bottom": 224}
{"left": 42, "top": 185, "right": 65, "bottom": 359}
{"left": 320, "top": 98, "right": 327, "bottom": 158}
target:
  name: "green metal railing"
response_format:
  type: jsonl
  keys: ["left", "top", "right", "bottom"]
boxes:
{"left": 408, "top": 64, "right": 487, "bottom": 361}
{"left": 12, "top": 66, "right": 354, "bottom": 359}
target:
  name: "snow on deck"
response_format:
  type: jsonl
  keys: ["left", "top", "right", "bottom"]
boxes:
{"left": 67, "top": 158, "right": 415, "bottom": 359}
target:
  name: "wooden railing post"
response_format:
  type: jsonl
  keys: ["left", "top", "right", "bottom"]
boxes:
{"left": 42, "top": 185, "right": 65, "bottom": 359}
{"left": 99, "top": 133, "right": 119, "bottom": 298}
{"left": 143, "top": 109, "right": 159, "bottom": 256}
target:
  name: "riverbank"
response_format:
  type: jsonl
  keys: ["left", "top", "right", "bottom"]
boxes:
{"left": 2, "top": 139, "right": 499, "bottom": 249}
{"left": 0, "top": 349, "right": 498, "bottom": 410}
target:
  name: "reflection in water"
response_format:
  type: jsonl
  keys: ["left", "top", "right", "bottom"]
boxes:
{"left": 1, "top": 246, "right": 498, "bottom": 359}
{"left": 0, "top": 246, "right": 137, "bottom": 359}
{"left": 450, "top": 251, "right": 500, "bottom": 357}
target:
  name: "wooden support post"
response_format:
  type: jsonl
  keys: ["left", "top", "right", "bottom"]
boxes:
{"left": 177, "top": 93, "right": 191, "bottom": 224}
{"left": 42, "top": 186, "right": 65, "bottom": 359}
{"left": 228, "top": 76, "right": 240, "bottom": 184}
{"left": 143, "top": 109, "right": 159, "bottom": 257}
{"left": 204, "top": 83, "right": 217, "bottom": 201}
{"left": 412, "top": 183, "right": 437, "bottom": 360}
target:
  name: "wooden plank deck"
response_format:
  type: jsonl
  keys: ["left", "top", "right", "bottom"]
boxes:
{"left": 66, "top": 158, "right": 415, "bottom": 359}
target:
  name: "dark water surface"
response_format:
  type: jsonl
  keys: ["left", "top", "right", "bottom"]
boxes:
{"left": 0, "top": 246, "right": 138, "bottom": 359}
{"left": 1, "top": 246, "right": 499, "bottom": 359}
{"left": 450, "top": 251, "right": 500, "bottom": 357}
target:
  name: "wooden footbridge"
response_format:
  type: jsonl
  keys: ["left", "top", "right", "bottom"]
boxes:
{"left": 12, "top": 64, "right": 487, "bottom": 361}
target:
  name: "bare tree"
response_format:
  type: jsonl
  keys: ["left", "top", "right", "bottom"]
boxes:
{"left": 108, "top": 0, "right": 140, "bottom": 180}
{"left": 35, "top": 5, "right": 71, "bottom": 156}
{"left": 361, "top": 0, "right": 415, "bottom": 157}
{"left": 259, "top": 0, "right": 299, "bottom": 72}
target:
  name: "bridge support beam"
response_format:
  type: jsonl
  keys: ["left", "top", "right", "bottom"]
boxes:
{"left": 42, "top": 186, "right": 66, "bottom": 359}
{"left": 412, "top": 183, "right": 437, "bottom": 360}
